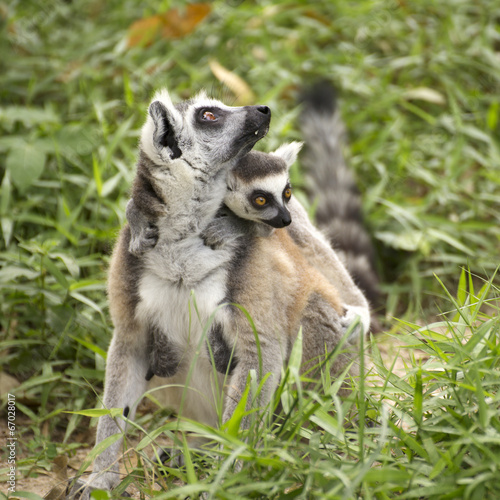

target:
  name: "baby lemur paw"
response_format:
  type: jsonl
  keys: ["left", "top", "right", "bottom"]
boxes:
{"left": 341, "top": 305, "right": 371, "bottom": 345}
{"left": 201, "top": 209, "right": 248, "bottom": 250}
{"left": 201, "top": 221, "right": 228, "bottom": 249}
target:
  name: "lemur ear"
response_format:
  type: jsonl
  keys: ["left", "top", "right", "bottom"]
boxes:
{"left": 141, "top": 89, "right": 184, "bottom": 163}
{"left": 226, "top": 169, "right": 240, "bottom": 192}
{"left": 149, "top": 100, "right": 182, "bottom": 160}
{"left": 271, "top": 142, "right": 303, "bottom": 169}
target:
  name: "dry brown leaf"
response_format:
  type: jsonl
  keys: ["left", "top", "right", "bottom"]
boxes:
{"left": 127, "top": 15, "right": 163, "bottom": 48}
{"left": 161, "top": 3, "right": 211, "bottom": 40}
{"left": 127, "top": 3, "right": 211, "bottom": 48}
{"left": 209, "top": 60, "right": 255, "bottom": 105}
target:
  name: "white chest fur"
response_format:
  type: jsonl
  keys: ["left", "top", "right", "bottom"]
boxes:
{"left": 134, "top": 238, "right": 230, "bottom": 425}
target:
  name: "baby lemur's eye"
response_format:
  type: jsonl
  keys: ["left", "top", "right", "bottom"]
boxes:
{"left": 202, "top": 111, "right": 217, "bottom": 121}
{"left": 254, "top": 196, "right": 267, "bottom": 206}
{"left": 284, "top": 187, "right": 292, "bottom": 199}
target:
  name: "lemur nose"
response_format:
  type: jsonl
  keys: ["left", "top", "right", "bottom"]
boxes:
{"left": 257, "top": 106, "right": 270, "bottom": 115}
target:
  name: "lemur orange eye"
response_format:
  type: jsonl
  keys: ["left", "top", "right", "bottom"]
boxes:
{"left": 254, "top": 196, "right": 267, "bottom": 206}
{"left": 284, "top": 187, "right": 292, "bottom": 199}
{"left": 202, "top": 111, "right": 217, "bottom": 121}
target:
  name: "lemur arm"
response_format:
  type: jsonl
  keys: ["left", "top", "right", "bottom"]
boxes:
{"left": 126, "top": 195, "right": 258, "bottom": 256}
{"left": 286, "top": 197, "right": 371, "bottom": 336}
{"left": 126, "top": 198, "right": 160, "bottom": 256}
{"left": 126, "top": 173, "right": 167, "bottom": 256}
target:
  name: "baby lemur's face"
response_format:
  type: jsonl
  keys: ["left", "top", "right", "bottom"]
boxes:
{"left": 225, "top": 145, "right": 302, "bottom": 228}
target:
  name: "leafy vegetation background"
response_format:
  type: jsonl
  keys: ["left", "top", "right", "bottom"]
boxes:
{"left": 1, "top": 0, "right": 499, "bottom": 498}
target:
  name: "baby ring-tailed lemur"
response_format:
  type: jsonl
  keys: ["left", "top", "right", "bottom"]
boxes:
{"left": 127, "top": 143, "right": 369, "bottom": 422}
{"left": 68, "top": 89, "right": 271, "bottom": 498}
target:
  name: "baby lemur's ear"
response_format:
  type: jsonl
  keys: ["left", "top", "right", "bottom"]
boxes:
{"left": 270, "top": 141, "right": 303, "bottom": 169}
{"left": 141, "top": 89, "right": 184, "bottom": 163}
{"left": 226, "top": 169, "right": 240, "bottom": 192}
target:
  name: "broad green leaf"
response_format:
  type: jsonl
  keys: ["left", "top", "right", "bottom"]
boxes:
{"left": 70, "top": 335, "right": 107, "bottom": 359}
{"left": 0, "top": 106, "right": 59, "bottom": 127}
{"left": 224, "top": 381, "right": 251, "bottom": 438}
{"left": 7, "top": 492, "right": 45, "bottom": 500}
{"left": 65, "top": 408, "right": 123, "bottom": 418}
{"left": 76, "top": 432, "right": 123, "bottom": 475}
{"left": 0, "top": 266, "right": 39, "bottom": 282}
{"left": 93, "top": 154, "right": 102, "bottom": 197}
{"left": 89, "top": 490, "right": 110, "bottom": 500}
{"left": 375, "top": 230, "right": 425, "bottom": 252}
{"left": 427, "top": 228, "right": 474, "bottom": 255}
{"left": 457, "top": 267, "right": 467, "bottom": 306}
{"left": 182, "top": 434, "right": 196, "bottom": 485}
{"left": 6, "top": 140, "right": 46, "bottom": 192}
{"left": 1, "top": 169, "right": 11, "bottom": 214}
{"left": 413, "top": 368, "right": 423, "bottom": 426}
{"left": 43, "top": 255, "right": 69, "bottom": 289}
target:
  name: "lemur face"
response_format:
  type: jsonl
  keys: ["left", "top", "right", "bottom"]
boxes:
{"left": 226, "top": 172, "right": 293, "bottom": 228}
{"left": 190, "top": 103, "right": 271, "bottom": 164}
{"left": 225, "top": 146, "right": 302, "bottom": 228}
{"left": 140, "top": 89, "right": 271, "bottom": 175}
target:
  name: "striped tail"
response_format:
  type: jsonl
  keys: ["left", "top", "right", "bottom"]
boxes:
{"left": 299, "top": 81, "right": 382, "bottom": 327}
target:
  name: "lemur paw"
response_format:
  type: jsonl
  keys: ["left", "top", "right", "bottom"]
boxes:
{"left": 128, "top": 224, "right": 159, "bottom": 256}
{"left": 126, "top": 198, "right": 160, "bottom": 256}
{"left": 201, "top": 216, "right": 233, "bottom": 250}
{"left": 201, "top": 226, "right": 226, "bottom": 250}
{"left": 341, "top": 305, "right": 371, "bottom": 345}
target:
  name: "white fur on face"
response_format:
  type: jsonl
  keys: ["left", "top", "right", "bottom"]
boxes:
{"left": 225, "top": 172, "right": 290, "bottom": 223}
{"left": 140, "top": 89, "right": 266, "bottom": 173}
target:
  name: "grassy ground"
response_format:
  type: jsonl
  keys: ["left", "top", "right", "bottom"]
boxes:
{"left": 1, "top": 0, "right": 500, "bottom": 498}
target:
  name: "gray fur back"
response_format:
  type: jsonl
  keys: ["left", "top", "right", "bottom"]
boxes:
{"left": 299, "top": 82, "right": 381, "bottom": 319}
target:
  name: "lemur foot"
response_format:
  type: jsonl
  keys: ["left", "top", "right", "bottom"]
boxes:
{"left": 157, "top": 447, "right": 187, "bottom": 469}
{"left": 66, "top": 479, "right": 131, "bottom": 500}
{"left": 341, "top": 305, "right": 371, "bottom": 345}
{"left": 156, "top": 445, "right": 209, "bottom": 471}
{"left": 66, "top": 471, "right": 130, "bottom": 500}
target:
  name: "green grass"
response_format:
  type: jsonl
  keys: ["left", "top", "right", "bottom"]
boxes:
{"left": 62, "top": 271, "right": 500, "bottom": 499}
{"left": 1, "top": 0, "right": 500, "bottom": 498}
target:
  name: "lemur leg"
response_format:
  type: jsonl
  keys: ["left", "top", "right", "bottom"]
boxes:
{"left": 68, "top": 330, "right": 149, "bottom": 499}
{"left": 222, "top": 322, "right": 283, "bottom": 426}
{"left": 287, "top": 197, "right": 370, "bottom": 339}
{"left": 300, "top": 293, "right": 360, "bottom": 396}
